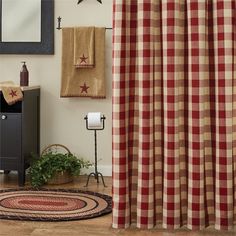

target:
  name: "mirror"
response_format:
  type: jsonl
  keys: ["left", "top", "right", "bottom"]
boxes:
{"left": 0, "top": 0, "right": 54, "bottom": 54}
{"left": 2, "top": 0, "right": 41, "bottom": 42}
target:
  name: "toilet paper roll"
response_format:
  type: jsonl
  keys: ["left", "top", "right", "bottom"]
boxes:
{"left": 87, "top": 112, "right": 102, "bottom": 128}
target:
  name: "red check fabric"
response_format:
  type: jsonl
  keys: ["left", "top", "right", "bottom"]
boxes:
{"left": 112, "top": 0, "right": 236, "bottom": 230}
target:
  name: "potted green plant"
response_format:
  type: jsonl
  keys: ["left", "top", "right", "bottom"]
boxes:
{"left": 29, "top": 144, "right": 92, "bottom": 187}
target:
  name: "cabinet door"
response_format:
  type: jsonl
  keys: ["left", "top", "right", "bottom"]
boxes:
{"left": 0, "top": 113, "right": 22, "bottom": 170}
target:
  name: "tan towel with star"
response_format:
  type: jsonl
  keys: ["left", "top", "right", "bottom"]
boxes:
{"left": 74, "top": 27, "right": 95, "bottom": 68}
{"left": 1, "top": 85, "right": 23, "bottom": 105}
{"left": 60, "top": 27, "right": 106, "bottom": 98}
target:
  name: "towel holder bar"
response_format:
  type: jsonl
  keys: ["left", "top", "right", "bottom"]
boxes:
{"left": 56, "top": 16, "right": 112, "bottom": 30}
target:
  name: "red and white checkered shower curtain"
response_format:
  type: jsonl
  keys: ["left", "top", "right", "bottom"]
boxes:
{"left": 112, "top": 0, "right": 236, "bottom": 230}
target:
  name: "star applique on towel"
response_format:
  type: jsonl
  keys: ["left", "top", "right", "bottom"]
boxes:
{"left": 80, "top": 83, "right": 89, "bottom": 94}
{"left": 9, "top": 89, "right": 17, "bottom": 98}
{"left": 80, "top": 54, "right": 88, "bottom": 64}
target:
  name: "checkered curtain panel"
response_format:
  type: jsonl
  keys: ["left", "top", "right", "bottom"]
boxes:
{"left": 112, "top": 0, "right": 236, "bottom": 230}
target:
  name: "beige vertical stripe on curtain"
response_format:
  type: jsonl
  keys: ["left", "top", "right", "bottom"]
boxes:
{"left": 213, "top": 1, "right": 234, "bottom": 229}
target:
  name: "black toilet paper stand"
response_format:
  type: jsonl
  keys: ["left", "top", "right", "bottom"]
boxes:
{"left": 84, "top": 115, "right": 107, "bottom": 187}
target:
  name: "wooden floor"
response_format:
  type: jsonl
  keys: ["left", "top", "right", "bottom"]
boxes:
{"left": 0, "top": 172, "right": 235, "bottom": 236}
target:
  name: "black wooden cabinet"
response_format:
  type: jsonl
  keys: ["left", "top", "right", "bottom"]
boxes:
{"left": 0, "top": 87, "right": 40, "bottom": 186}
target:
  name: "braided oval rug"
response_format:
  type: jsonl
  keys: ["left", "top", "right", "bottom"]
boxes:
{"left": 0, "top": 188, "right": 112, "bottom": 221}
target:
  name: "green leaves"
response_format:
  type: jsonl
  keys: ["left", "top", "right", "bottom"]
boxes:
{"left": 29, "top": 152, "right": 92, "bottom": 187}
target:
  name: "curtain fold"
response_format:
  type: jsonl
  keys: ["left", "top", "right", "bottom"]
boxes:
{"left": 112, "top": 0, "right": 236, "bottom": 230}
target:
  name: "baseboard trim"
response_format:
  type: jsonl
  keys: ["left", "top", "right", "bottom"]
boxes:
{"left": 81, "top": 165, "right": 112, "bottom": 176}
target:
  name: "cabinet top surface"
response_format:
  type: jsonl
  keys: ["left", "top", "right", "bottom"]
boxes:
{"left": 0, "top": 86, "right": 40, "bottom": 91}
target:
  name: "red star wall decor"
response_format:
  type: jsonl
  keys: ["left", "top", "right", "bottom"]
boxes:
{"left": 80, "top": 54, "right": 88, "bottom": 64}
{"left": 77, "top": 0, "right": 102, "bottom": 4}
{"left": 9, "top": 89, "right": 17, "bottom": 98}
{"left": 80, "top": 83, "right": 89, "bottom": 94}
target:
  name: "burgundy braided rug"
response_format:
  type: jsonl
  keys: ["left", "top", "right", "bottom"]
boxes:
{"left": 0, "top": 188, "right": 112, "bottom": 221}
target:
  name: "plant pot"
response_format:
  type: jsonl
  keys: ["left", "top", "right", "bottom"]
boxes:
{"left": 47, "top": 171, "right": 73, "bottom": 185}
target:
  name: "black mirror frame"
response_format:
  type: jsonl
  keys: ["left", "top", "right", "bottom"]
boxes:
{"left": 0, "top": 0, "right": 54, "bottom": 54}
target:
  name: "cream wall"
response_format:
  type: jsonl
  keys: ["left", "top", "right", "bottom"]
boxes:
{"left": 0, "top": 0, "right": 113, "bottom": 175}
